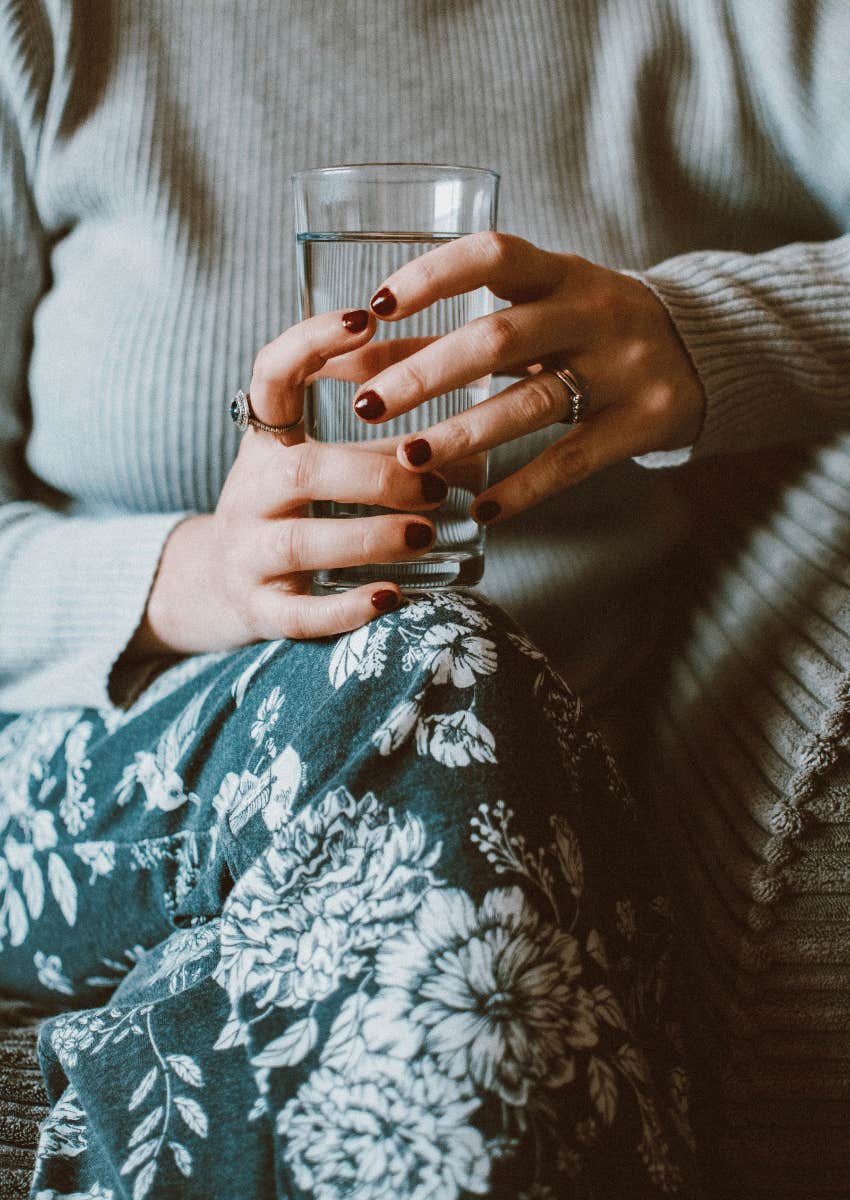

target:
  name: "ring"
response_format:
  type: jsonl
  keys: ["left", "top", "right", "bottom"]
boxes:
{"left": 229, "top": 389, "right": 303, "bottom": 434}
{"left": 551, "top": 367, "right": 590, "bottom": 425}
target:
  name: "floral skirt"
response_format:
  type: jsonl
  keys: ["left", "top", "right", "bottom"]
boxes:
{"left": 0, "top": 594, "right": 698, "bottom": 1199}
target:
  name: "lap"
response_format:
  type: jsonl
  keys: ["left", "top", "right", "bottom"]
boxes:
{"left": 1, "top": 594, "right": 699, "bottom": 1197}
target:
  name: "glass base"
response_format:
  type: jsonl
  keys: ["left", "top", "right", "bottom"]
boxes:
{"left": 314, "top": 550, "right": 484, "bottom": 592}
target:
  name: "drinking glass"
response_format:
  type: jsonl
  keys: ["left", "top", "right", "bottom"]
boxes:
{"left": 293, "top": 163, "right": 499, "bottom": 590}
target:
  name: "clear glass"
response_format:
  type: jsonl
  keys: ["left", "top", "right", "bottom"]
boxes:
{"left": 293, "top": 163, "right": 500, "bottom": 590}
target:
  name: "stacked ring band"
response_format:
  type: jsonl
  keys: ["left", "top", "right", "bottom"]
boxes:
{"left": 229, "top": 389, "right": 303, "bottom": 434}
{"left": 551, "top": 367, "right": 590, "bottom": 425}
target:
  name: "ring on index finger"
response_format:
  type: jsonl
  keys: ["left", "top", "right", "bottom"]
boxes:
{"left": 551, "top": 367, "right": 590, "bottom": 425}
{"left": 230, "top": 389, "right": 303, "bottom": 435}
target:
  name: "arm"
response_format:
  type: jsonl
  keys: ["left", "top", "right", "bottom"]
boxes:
{"left": 0, "top": 4, "right": 188, "bottom": 712}
{"left": 636, "top": 232, "right": 850, "bottom": 466}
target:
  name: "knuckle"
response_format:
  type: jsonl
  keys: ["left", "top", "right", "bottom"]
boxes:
{"left": 280, "top": 601, "right": 311, "bottom": 640}
{"left": 398, "top": 356, "right": 428, "bottom": 399}
{"left": 478, "top": 311, "right": 520, "bottom": 360}
{"left": 477, "top": 230, "right": 512, "bottom": 270}
{"left": 411, "top": 247, "right": 439, "bottom": 290}
{"left": 553, "top": 435, "right": 593, "bottom": 483}
{"left": 252, "top": 342, "right": 275, "bottom": 382}
{"left": 517, "top": 377, "right": 560, "bottom": 424}
{"left": 274, "top": 520, "right": 303, "bottom": 570}
{"left": 373, "top": 455, "right": 397, "bottom": 502}
{"left": 282, "top": 443, "right": 316, "bottom": 495}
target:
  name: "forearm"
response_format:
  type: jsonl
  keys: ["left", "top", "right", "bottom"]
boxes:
{"left": 636, "top": 233, "right": 850, "bottom": 465}
{"left": 0, "top": 503, "right": 188, "bottom": 711}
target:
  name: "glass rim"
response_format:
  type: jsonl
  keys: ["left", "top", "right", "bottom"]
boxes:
{"left": 292, "top": 161, "right": 500, "bottom": 184}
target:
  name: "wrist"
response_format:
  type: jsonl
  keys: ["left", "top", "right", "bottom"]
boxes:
{"left": 125, "top": 514, "right": 220, "bottom": 661}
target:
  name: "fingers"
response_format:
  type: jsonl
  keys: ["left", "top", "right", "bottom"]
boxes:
{"left": 252, "top": 514, "right": 436, "bottom": 579}
{"left": 250, "top": 308, "right": 376, "bottom": 428}
{"left": 252, "top": 583, "right": 404, "bottom": 640}
{"left": 369, "top": 231, "right": 569, "bottom": 312}
{"left": 469, "top": 403, "right": 646, "bottom": 524}
{"left": 255, "top": 442, "right": 449, "bottom": 515}
{"left": 394, "top": 372, "right": 586, "bottom": 472}
{"left": 309, "top": 336, "right": 439, "bottom": 383}
{"left": 353, "top": 299, "right": 571, "bottom": 422}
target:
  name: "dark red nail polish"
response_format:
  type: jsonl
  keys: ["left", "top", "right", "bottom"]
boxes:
{"left": 404, "top": 522, "right": 434, "bottom": 550}
{"left": 475, "top": 499, "right": 501, "bottom": 523}
{"left": 354, "top": 390, "right": 386, "bottom": 420}
{"left": 342, "top": 309, "right": 370, "bottom": 333}
{"left": 404, "top": 438, "right": 432, "bottom": 467}
{"left": 421, "top": 473, "right": 448, "bottom": 503}
{"left": 371, "top": 287, "right": 397, "bottom": 317}
{"left": 372, "top": 589, "right": 399, "bottom": 613}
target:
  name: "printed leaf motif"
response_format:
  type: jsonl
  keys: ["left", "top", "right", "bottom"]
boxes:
{"left": 616, "top": 1041, "right": 650, "bottom": 1085}
{"left": 169, "top": 1139, "right": 193, "bottom": 1177}
{"left": 586, "top": 928, "right": 608, "bottom": 970}
{"left": 250, "top": 1016, "right": 318, "bottom": 1069}
{"left": 6, "top": 886, "right": 28, "bottom": 946}
{"left": 22, "top": 859, "right": 44, "bottom": 920}
{"left": 213, "top": 1013, "right": 248, "bottom": 1051}
{"left": 551, "top": 814, "right": 583, "bottom": 898}
{"left": 328, "top": 626, "right": 370, "bottom": 690}
{"left": 174, "top": 1094, "right": 208, "bottom": 1138}
{"left": 321, "top": 993, "right": 367, "bottom": 1072}
{"left": 232, "top": 641, "right": 281, "bottom": 707}
{"left": 128, "top": 1066, "right": 158, "bottom": 1112}
{"left": 588, "top": 1055, "right": 618, "bottom": 1126}
{"left": 592, "top": 985, "right": 627, "bottom": 1030}
{"left": 166, "top": 1054, "right": 203, "bottom": 1088}
{"left": 47, "top": 852, "right": 78, "bottom": 925}
{"left": 133, "top": 1159, "right": 157, "bottom": 1200}
{"left": 120, "top": 1136, "right": 158, "bottom": 1175}
{"left": 129, "top": 1105, "right": 163, "bottom": 1147}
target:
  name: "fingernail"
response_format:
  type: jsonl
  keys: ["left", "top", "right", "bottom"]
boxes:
{"left": 404, "top": 438, "right": 432, "bottom": 467}
{"left": 404, "top": 522, "right": 434, "bottom": 550}
{"left": 421, "top": 473, "right": 448, "bottom": 503}
{"left": 474, "top": 499, "right": 501, "bottom": 523}
{"left": 372, "top": 589, "right": 399, "bottom": 613}
{"left": 342, "top": 309, "right": 370, "bottom": 333}
{"left": 354, "top": 390, "right": 386, "bottom": 420}
{"left": 371, "top": 287, "right": 397, "bottom": 317}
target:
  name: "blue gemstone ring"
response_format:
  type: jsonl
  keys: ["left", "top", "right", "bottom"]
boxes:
{"left": 229, "top": 389, "right": 303, "bottom": 435}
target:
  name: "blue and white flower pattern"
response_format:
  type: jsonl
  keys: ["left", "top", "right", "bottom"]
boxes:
{"left": 7, "top": 594, "right": 694, "bottom": 1197}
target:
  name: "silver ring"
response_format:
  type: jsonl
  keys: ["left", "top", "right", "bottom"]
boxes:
{"left": 229, "top": 389, "right": 303, "bottom": 435}
{"left": 551, "top": 367, "right": 590, "bottom": 425}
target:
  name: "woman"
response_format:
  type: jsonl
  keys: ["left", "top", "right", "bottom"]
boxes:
{"left": 2, "top": 1, "right": 848, "bottom": 1197}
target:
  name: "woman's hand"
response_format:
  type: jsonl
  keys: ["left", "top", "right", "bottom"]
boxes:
{"left": 352, "top": 232, "right": 706, "bottom": 523}
{"left": 126, "top": 309, "right": 448, "bottom": 661}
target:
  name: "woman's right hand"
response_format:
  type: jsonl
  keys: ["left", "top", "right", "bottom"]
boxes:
{"left": 125, "top": 309, "right": 448, "bottom": 661}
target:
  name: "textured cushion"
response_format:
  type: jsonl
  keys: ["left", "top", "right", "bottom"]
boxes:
{"left": 0, "top": 1001, "right": 47, "bottom": 1200}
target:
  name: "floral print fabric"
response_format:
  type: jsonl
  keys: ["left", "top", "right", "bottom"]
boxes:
{"left": 0, "top": 594, "right": 699, "bottom": 1198}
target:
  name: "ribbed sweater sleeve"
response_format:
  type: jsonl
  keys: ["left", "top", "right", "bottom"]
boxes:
{"left": 0, "top": 3, "right": 185, "bottom": 712}
{"left": 635, "top": 233, "right": 850, "bottom": 466}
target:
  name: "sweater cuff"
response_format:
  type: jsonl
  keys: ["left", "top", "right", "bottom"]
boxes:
{"left": 632, "top": 249, "right": 831, "bottom": 466}
{"left": 0, "top": 509, "right": 188, "bottom": 713}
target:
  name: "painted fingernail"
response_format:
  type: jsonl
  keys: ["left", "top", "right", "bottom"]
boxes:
{"left": 421, "top": 473, "right": 448, "bottom": 503}
{"left": 474, "top": 499, "right": 501, "bottom": 523}
{"left": 372, "top": 589, "right": 399, "bottom": 613}
{"left": 370, "top": 287, "right": 397, "bottom": 317}
{"left": 353, "top": 390, "right": 386, "bottom": 420}
{"left": 404, "top": 522, "right": 434, "bottom": 550}
{"left": 404, "top": 438, "right": 432, "bottom": 467}
{"left": 342, "top": 309, "right": 370, "bottom": 333}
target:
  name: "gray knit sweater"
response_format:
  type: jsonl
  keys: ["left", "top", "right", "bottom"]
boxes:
{"left": 3, "top": 5, "right": 850, "bottom": 1196}
{"left": 1, "top": 0, "right": 848, "bottom": 714}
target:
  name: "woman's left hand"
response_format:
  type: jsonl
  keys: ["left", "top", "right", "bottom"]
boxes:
{"left": 351, "top": 232, "right": 706, "bottom": 523}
